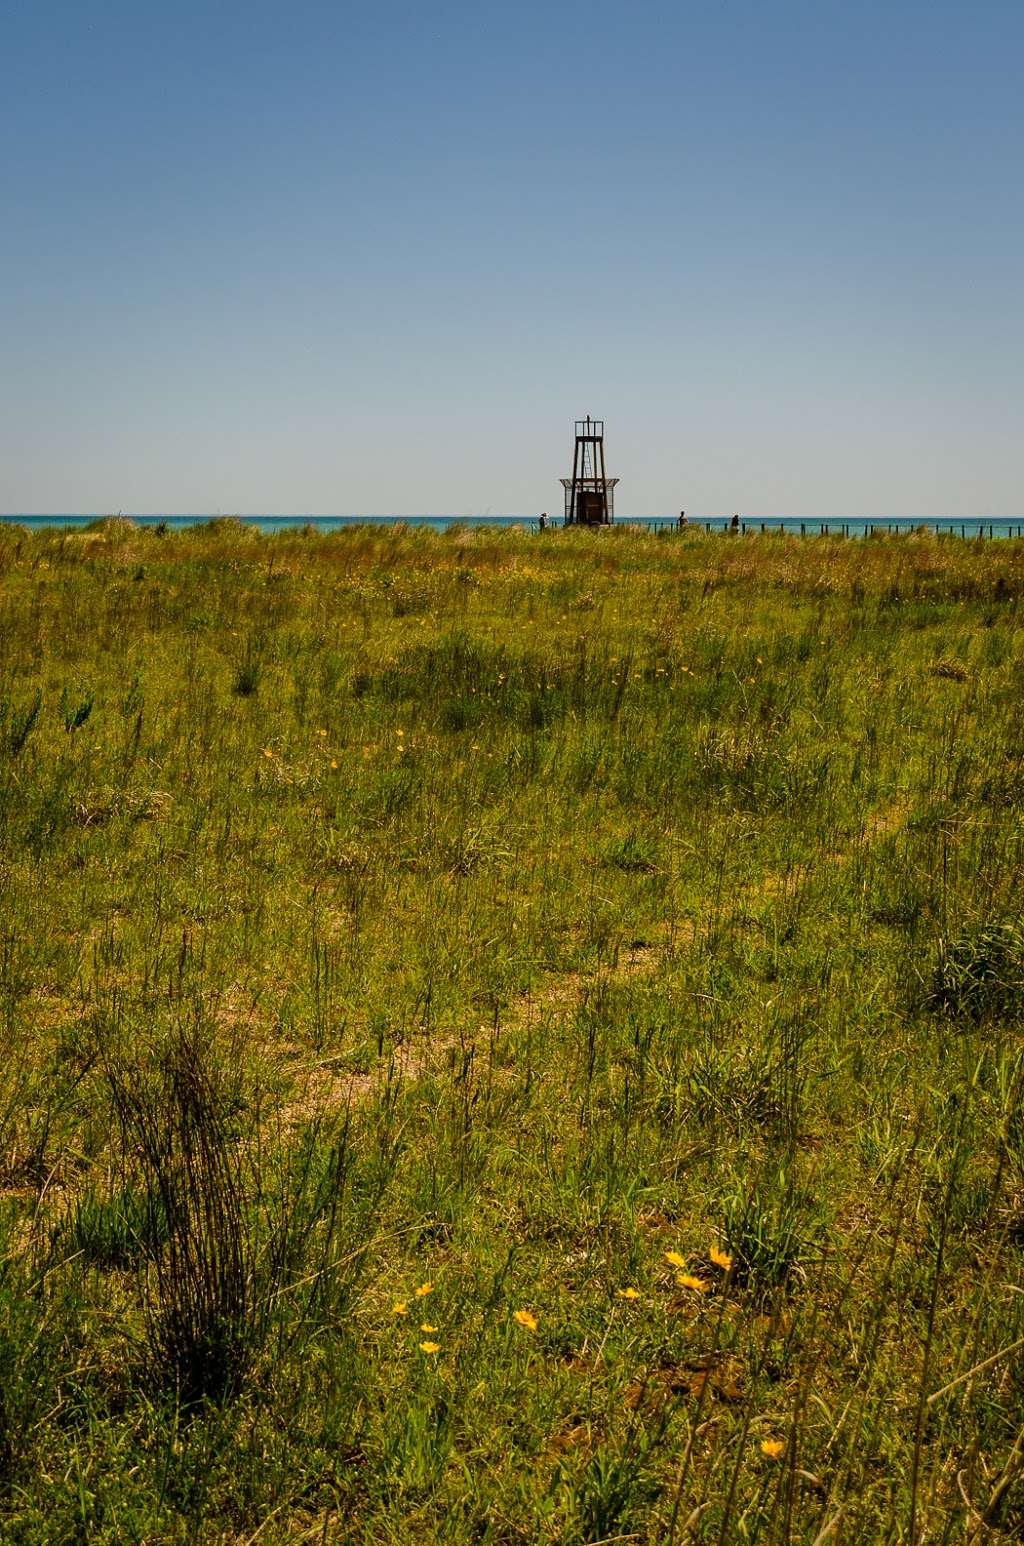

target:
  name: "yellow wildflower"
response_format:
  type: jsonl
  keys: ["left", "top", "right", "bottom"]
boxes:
{"left": 414, "top": 1282, "right": 433, "bottom": 1298}
{"left": 262, "top": 747, "right": 273, "bottom": 759}
{"left": 677, "top": 1274, "right": 709, "bottom": 1293}
{"left": 330, "top": 759, "right": 338, "bottom": 769}
{"left": 616, "top": 1287, "right": 641, "bottom": 1300}
{"left": 761, "top": 1438, "right": 785, "bottom": 1459}
{"left": 419, "top": 1341, "right": 440, "bottom": 1355}
{"left": 709, "top": 1247, "right": 733, "bottom": 1271}
{"left": 419, "top": 1323, "right": 438, "bottom": 1333}
{"left": 664, "top": 1250, "right": 687, "bottom": 1269}
{"left": 392, "top": 1302, "right": 407, "bottom": 1316}
{"left": 513, "top": 1309, "right": 538, "bottom": 1332}
{"left": 317, "top": 728, "right": 327, "bottom": 737}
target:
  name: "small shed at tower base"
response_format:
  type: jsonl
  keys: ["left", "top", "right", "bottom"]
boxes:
{"left": 560, "top": 417, "right": 619, "bottom": 526}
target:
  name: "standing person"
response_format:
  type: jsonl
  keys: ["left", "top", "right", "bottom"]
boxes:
{"left": 678, "top": 510, "right": 688, "bottom": 530}
{"left": 730, "top": 512, "right": 740, "bottom": 532}
{"left": 538, "top": 512, "right": 548, "bottom": 531}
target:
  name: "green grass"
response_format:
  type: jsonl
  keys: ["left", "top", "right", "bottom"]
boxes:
{"left": 0, "top": 517, "right": 1023, "bottom": 1540}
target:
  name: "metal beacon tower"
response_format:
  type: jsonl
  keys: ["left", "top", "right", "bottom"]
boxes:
{"left": 560, "top": 417, "right": 618, "bottom": 526}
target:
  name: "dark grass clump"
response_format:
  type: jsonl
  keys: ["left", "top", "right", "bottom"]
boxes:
{"left": 929, "top": 922, "right": 1024, "bottom": 1024}
{"left": 107, "top": 1030, "right": 255, "bottom": 1402}
{"left": 231, "top": 635, "right": 264, "bottom": 697}
{"left": 103, "top": 1025, "right": 367, "bottom": 1409}
{"left": 720, "top": 1171, "right": 823, "bottom": 1305}
{"left": 2, "top": 689, "right": 42, "bottom": 756}
{"left": 63, "top": 1185, "right": 169, "bottom": 1268}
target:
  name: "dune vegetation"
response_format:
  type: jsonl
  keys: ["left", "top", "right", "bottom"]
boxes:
{"left": 1, "top": 518, "right": 1023, "bottom": 1542}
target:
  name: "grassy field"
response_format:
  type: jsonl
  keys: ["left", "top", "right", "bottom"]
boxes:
{"left": 1, "top": 519, "right": 1024, "bottom": 1543}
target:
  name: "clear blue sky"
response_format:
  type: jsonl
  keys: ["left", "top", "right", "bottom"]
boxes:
{"left": 2, "top": 0, "right": 1021, "bottom": 516}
